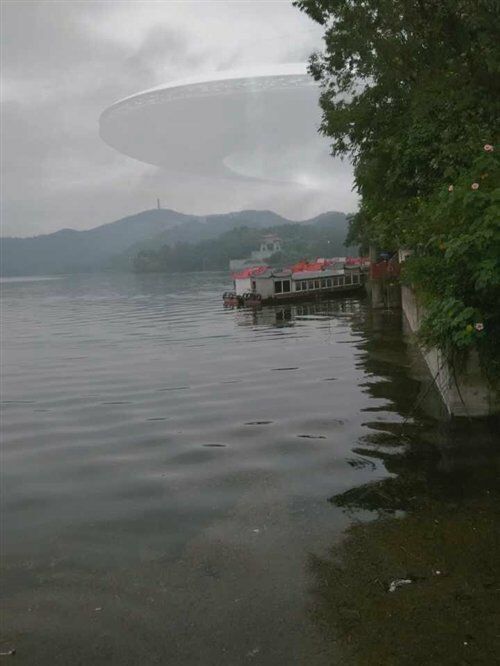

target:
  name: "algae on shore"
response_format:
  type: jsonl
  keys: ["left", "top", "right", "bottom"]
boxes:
{"left": 309, "top": 418, "right": 500, "bottom": 665}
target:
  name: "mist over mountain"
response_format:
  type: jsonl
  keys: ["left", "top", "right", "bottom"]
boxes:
{"left": 1, "top": 208, "right": 350, "bottom": 276}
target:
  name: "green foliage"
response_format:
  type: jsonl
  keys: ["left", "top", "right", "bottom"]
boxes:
{"left": 294, "top": 0, "right": 500, "bottom": 381}
{"left": 134, "top": 226, "right": 263, "bottom": 273}
{"left": 401, "top": 149, "right": 500, "bottom": 379}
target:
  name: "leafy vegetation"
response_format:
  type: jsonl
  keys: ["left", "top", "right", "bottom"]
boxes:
{"left": 133, "top": 221, "right": 355, "bottom": 273}
{"left": 403, "top": 150, "right": 500, "bottom": 379}
{"left": 294, "top": 0, "right": 500, "bottom": 381}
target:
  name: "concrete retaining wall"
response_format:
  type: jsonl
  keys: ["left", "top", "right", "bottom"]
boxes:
{"left": 401, "top": 285, "right": 500, "bottom": 417}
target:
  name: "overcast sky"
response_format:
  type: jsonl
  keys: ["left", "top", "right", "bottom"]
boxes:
{"left": 1, "top": 0, "right": 357, "bottom": 237}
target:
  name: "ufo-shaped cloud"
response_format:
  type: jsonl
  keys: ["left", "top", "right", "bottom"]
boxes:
{"left": 99, "top": 63, "right": 342, "bottom": 188}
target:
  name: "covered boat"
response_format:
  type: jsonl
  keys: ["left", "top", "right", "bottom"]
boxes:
{"left": 225, "top": 258, "right": 369, "bottom": 305}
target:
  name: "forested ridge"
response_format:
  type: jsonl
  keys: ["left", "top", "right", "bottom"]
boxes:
{"left": 133, "top": 219, "right": 356, "bottom": 273}
{"left": 1, "top": 209, "right": 349, "bottom": 276}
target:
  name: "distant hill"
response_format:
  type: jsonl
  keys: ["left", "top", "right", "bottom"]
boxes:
{"left": 133, "top": 214, "right": 356, "bottom": 274}
{"left": 0, "top": 209, "right": 194, "bottom": 276}
{"left": 0, "top": 208, "right": 351, "bottom": 276}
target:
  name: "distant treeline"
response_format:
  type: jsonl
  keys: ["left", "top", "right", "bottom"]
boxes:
{"left": 133, "top": 223, "right": 355, "bottom": 273}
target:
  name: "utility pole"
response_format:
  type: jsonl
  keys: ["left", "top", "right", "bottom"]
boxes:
{"left": 157, "top": 198, "right": 161, "bottom": 210}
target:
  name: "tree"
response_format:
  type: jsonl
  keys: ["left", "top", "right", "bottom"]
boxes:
{"left": 294, "top": 0, "right": 500, "bottom": 380}
{"left": 294, "top": 0, "right": 499, "bottom": 246}
{"left": 133, "top": 221, "right": 355, "bottom": 274}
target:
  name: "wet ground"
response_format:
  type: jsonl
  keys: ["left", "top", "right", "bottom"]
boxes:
{"left": 312, "top": 417, "right": 500, "bottom": 665}
{"left": 1, "top": 272, "right": 499, "bottom": 664}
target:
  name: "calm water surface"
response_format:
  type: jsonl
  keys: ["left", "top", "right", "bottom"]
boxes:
{"left": 2, "top": 272, "right": 498, "bottom": 665}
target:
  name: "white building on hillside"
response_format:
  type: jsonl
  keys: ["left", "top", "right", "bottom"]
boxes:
{"left": 229, "top": 234, "right": 282, "bottom": 271}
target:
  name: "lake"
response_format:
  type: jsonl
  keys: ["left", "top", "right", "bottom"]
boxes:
{"left": 2, "top": 272, "right": 499, "bottom": 664}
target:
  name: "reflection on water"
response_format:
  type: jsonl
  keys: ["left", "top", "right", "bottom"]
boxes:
{"left": 309, "top": 489, "right": 499, "bottom": 666}
{"left": 234, "top": 299, "right": 364, "bottom": 329}
{"left": 2, "top": 272, "right": 498, "bottom": 665}
{"left": 308, "top": 309, "right": 500, "bottom": 665}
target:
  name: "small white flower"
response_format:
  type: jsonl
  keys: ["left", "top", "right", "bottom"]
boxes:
{"left": 448, "top": 185, "right": 454, "bottom": 192}
{"left": 471, "top": 182, "right": 479, "bottom": 190}
{"left": 474, "top": 322, "right": 484, "bottom": 331}
{"left": 484, "top": 144, "right": 494, "bottom": 152}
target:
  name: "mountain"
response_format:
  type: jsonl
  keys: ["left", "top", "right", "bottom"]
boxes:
{"left": 1, "top": 208, "right": 350, "bottom": 276}
{"left": 0, "top": 209, "right": 194, "bottom": 276}
{"left": 133, "top": 214, "right": 356, "bottom": 274}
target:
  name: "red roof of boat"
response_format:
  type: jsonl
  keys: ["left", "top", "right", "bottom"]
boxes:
{"left": 232, "top": 265, "right": 269, "bottom": 279}
{"left": 290, "top": 259, "right": 333, "bottom": 272}
{"left": 233, "top": 257, "right": 368, "bottom": 280}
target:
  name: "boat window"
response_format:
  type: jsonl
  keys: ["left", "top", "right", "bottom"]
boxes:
{"left": 274, "top": 281, "right": 283, "bottom": 294}
{"left": 321, "top": 279, "right": 326, "bottom": 288}
{"left": 282, "top": 280, "right": 291, "bottom": 293}
{"left": 326, "top": 278, "right": 332, "bottom": 288}
{"left": 333, "top": 276, "right": 339, "bottom": 286}
{"left": 308, "top": 280, "right": 314, "bottom": 290}
{"left": 302, "top": 281, "right": 307, "bottom": 290}
{"left": 352, "top": 273, "right": 359, "bottom": 284}
{"left": 345, "top": 274, "right": 352, "bottom": 285}
{"left": 295, "top": 282, "right": 301, "bottom": 291}
{"left": 314, "top": 280, "right": 320, "bottom": 289}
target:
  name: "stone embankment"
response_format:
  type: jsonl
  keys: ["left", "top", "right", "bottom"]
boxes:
{"left": 401, "top": 286, "right": 500, "bottom": 417}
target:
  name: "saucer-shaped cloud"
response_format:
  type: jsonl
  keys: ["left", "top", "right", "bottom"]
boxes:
{"left": 100, "top": 64, "right": 342, "bottom": 188}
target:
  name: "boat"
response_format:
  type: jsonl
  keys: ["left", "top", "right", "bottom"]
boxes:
{"left": 222, "top": 291, "right": 242, "bottom": 307}
{"left": 222, "top": 291, "right": 263, "bottom": 307}
{"left": 241, "top": 291, "right": 262, "bottom": 307}
{"left": 224, "top": 258, "right": 369, "bottom": 306}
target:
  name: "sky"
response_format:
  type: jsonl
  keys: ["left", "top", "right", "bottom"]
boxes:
{"left": 1, "top": 0, "right": 357, "bottom": 237}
